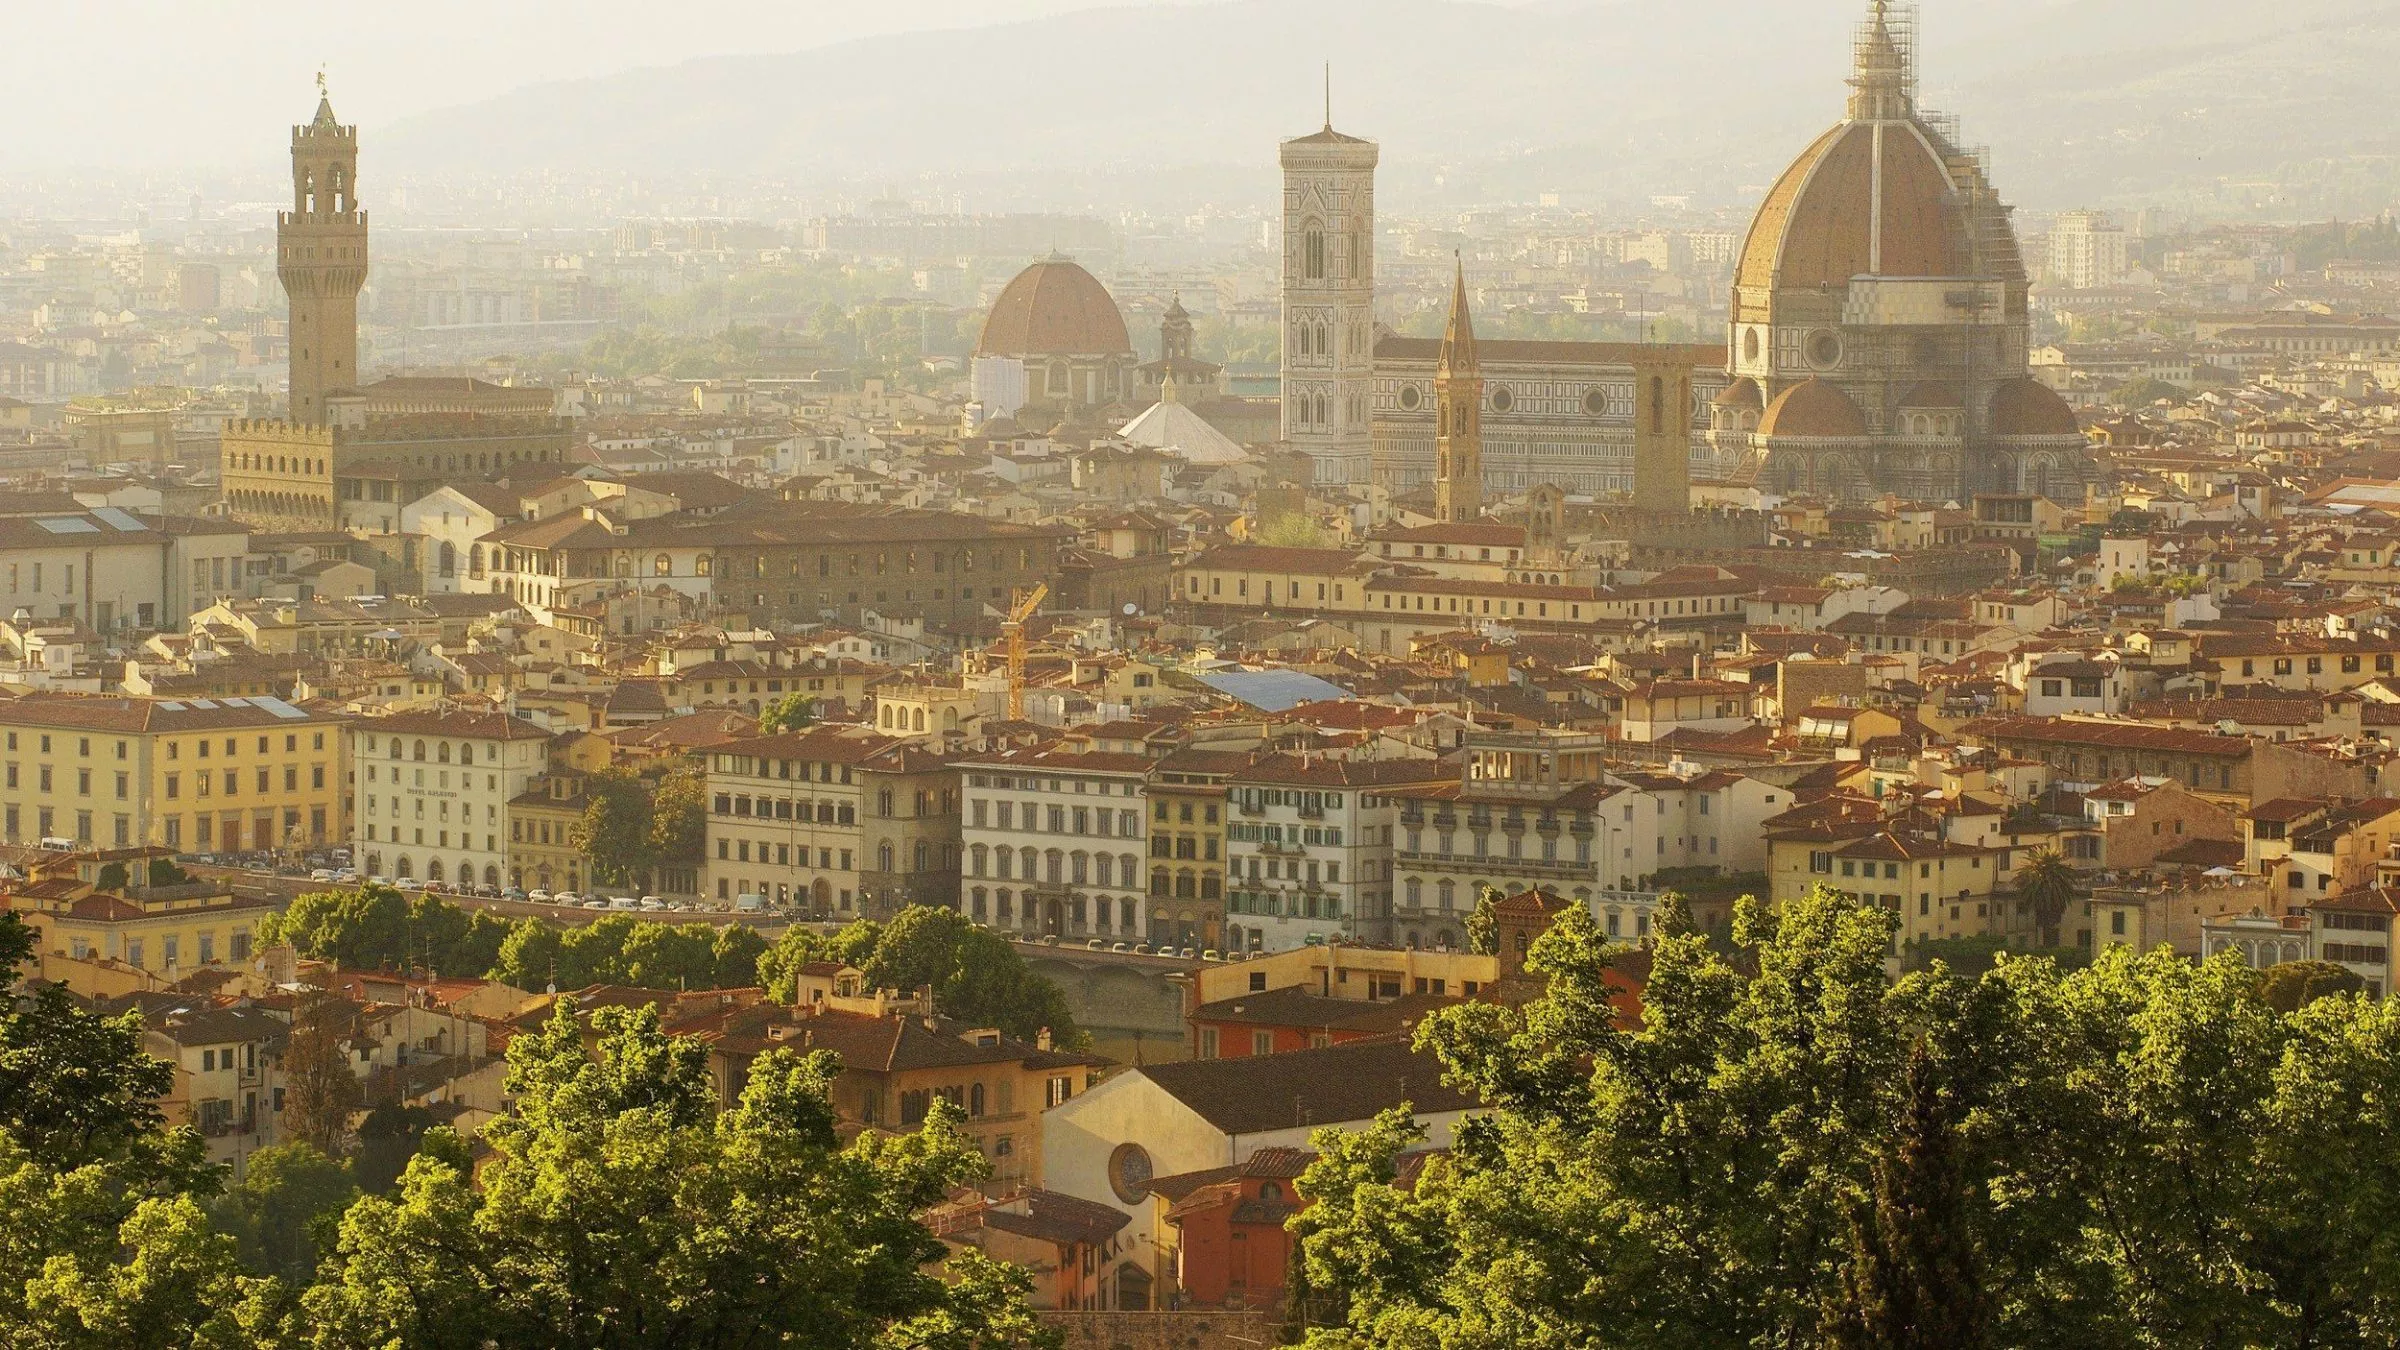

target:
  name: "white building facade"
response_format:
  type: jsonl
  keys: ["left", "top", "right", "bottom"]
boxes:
{"left": 352, "top": 708, "right": 550, "bottom": 890}
{"left": 959, "top": 747, "right": 1149, "bottom": 941}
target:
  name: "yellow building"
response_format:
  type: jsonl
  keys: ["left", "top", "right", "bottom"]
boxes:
{"left": 0, "top": 692, "right": 349, "bottom": 856}
{"left": 9, "top": 875, "right": 285, "bottom": 977}
{"left": 507, "top": 771, "right": 593, "bottom": 894}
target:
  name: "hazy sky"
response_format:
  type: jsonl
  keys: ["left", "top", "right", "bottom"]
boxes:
{"left": 8, "top": 0, "right": 1219, "bottom": 171}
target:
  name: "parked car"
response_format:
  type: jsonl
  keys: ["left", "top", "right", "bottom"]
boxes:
{"left": 581, "top": 899, "right": 608, "bottom": 910}
{"left": 609, "top": 896, "right": 640, "bottom": 912}
{"left": 502, "top": 888, "right": 527, "bottom": 902}
{"left": 554, "top": 892, "right": 583, "bottom": 907}
{"left": 527, "top": 889, "right": 552, "bottom": 904}
{"left": 366, "top": 875, "right": 390, "bottom": 887}
{"left": 309, "top": 869, "right": 336, "bottom": 883}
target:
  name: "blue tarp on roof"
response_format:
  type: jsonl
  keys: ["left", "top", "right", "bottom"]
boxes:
{"left": 1191, "top": 669, "right": 1351, "bottom": 713}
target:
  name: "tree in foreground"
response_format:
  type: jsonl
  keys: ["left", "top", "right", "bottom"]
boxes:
{"left": 1289, "top": 885, "right": 2400, "bottom": 1350}
{"left": 206, "top": 1141, "right": 359, "bottom": 1284}
{"left": 291, "top": 1000, "right": 1053, "bottom": 1350}
{"left": 1463, "top": 884, "right": 1502, "bottom": 956}
{"left": 279, "top": 988, "right": 361, "bottom": 1158}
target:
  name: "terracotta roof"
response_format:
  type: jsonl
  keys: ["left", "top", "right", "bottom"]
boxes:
{"left": 359, "top": 707, "right": 550, "bottom": 741}
{"left": 1989, "top": 378, "right": 2082, "bottom": 438}
{"left": 1758, "top": 379, "right": 1867, "bottom": 439}
{"left": 1736, "top": 117, "right": 1973, "bottom": 293}
{"left": 1136, "top": 1035, "right": 1478, "bottom": 1135}
{"left": 974, "top": 257, "right": 1132, "bottom": 358}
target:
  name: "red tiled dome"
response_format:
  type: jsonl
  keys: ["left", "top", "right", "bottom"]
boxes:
{"left": 975, "top": 257, "right": 1133, "bottom": 358}
{"left": 1757, "top": 378, "right": 1867, "bottom": 439}
{"left": 1988, "top": 378, "right": 2081, "bottom": 437}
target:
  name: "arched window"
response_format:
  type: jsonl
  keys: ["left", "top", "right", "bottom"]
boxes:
{"left": 969, "top": 1083, "right": 985, "bottom": 1117}
{"left": 654, "top": 554, "right": 672, "bottom": 576}
{"left": 438, "top": 542, "right": 457, "bottom": 577}
{"left": 1304, "top": 226, "right": 1326, "bottom": 280}
{"left": 970, "top": 844, "right": 988, "bottom": 877}
{"left": 915, "top": 840, "right": 931, "bottom": 871}
{"left": 878, "top": 843, "right": 894, "bottom": 872}
{"left": 695, "top": 555, "right": 712, "bottom": 577}
{"left": 413, "top": 740, "right": 427, "bottom": 761}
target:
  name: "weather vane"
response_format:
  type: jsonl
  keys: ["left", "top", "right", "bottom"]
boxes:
{"left": 317, "top": 66, "right": 328, "bottom": 98}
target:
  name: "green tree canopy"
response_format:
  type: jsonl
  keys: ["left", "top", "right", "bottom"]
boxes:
{"left": 289, "top": 1000, "right": 1051, "bottom": 1349}
{"left": 2014, "top": 851, "right": 2082, "bottom": 949}
{"left": 573, "top": 769, "right": 654, "bottom": 889}
{"left": 758, "top": 907, "right": 1079, "bottom": 1045}
{"left": 647, "top": 763, "right": 709, "bottom": 867}
{"left": 1465, "top": 884, "right": 1504, "bottom": 956}
{"left": 2259, "top": 958, "right": 2367, "bottom": 1013}
{"left": 205, "top": 1141, "right": 358, "bottom": 1284}
{"left": 758, "top": 693, "right": 819, "bottom": 735}
{"left": 1289, "top": 885, "right": 2400, "bottom": 1349}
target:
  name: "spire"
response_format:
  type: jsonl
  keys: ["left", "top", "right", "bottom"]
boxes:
{"left": 1847, "top": 0, "right": 1913, "bottom": 121}
{"left": 1438, "top": 254, "right": 1477, "bottom": 376}
{"left": 311, "top": 67, "right": 339, "bottom": 130}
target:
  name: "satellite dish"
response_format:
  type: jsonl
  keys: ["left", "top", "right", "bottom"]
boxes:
{"left": 1122, "top": 603, "right": 1138, "bottom": 616}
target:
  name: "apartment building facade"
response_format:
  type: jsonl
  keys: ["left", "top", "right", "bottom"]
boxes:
{"left": 0, "top": 692, "right": 346, "bottom": 856}
{"left": 352, "top": 708, "right": 551, "bottom": 888}
{"left": 699, "top": 724, "right": 960, "bottom": 917}
{"left": 959, "top": 747, "right": 1149, "bottom": 941}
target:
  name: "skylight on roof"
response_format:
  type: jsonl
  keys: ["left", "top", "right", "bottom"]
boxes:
{"left": 34, "top": 518, "right": 99, "bottom": 534}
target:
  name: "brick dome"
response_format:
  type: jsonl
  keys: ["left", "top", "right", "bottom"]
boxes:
{"left": 1714, "top": 377, "right": 1764, "bottom": 410}
{"left": 1735, "top": 120, "right": 1979, "bottom": 294}
{"left": 1988, "top": 377, "right": 2081, "bottom": 437}
{"left": 1758, "top": 379, "right": 1867, "bottom": 439}
{"left": 975, "top": 256, "right": 1133, "bottom": 358}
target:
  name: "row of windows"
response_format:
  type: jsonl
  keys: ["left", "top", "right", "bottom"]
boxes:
{"left": 363, "top": 765, "right": 499, "bottom": 794}
{"left": 162, "top": 765, "right": 325, "bottom": 797}
{"left": 2238, "top": 653, "right": 2392, "bottom": 677}
{"left": 1150, "top": 834, "right": 1220, "bottom": 861}
{"left": 360, "top": 826, "right": 497, "bottom": 853}
{"left": 962, "top": 886, "right": 1138, "bottom": 936}
{"left": 714, "top": 758, "right": 857, "bottom": 783}
{"left": 715, "top": 795, "right": 858, "bottom": 825}
{"left": 968, "top": 799, "right": 1142, "bottom": 836}
{"left": 968, "top": 845, "right": 1141, "bottom": 888}
{"left": 365, "top": 736, "right": 498, "bottom": 764}
{"left": 970, "top": 772, "right": 1141, "bottom": 796}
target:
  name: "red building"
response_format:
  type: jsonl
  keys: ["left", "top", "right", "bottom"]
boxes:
{"left": 1185, "top": 985, "right": 1453, "bottom": 1059}
{"left": 1152, "top": 1147, "right": 1313, "bottom": 1310}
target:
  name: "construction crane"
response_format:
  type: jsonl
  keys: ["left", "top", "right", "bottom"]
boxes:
{"left": 1003, "top": 583, "right": 1049, "bottom": 722}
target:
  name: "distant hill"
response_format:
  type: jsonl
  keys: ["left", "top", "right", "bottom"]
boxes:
{"left": 379, "top": 0, "right": 2400, "bottom": 213}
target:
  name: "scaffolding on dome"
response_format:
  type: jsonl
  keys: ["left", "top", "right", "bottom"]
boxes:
{"left": 1849, "top": 0, "right": 1918, "bottom": 119}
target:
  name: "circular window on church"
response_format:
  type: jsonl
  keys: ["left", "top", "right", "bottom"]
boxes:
{"left": 1807, "top": 330, "right": 1843, "bottom": 370}
{"left": 1108, "top": 1142, "right": 1155, "bottom": 1203}
{"left": 1490, "top": 386, "right": 1515, "bottom": 413}
{"left": 1398, "top": 385, "right": 1421, "bottom": 411}
{"left": 1743, "top": 327, "right": 1762, "bottom": 362}
{"left": 1582, "top": 388, "right": 1608, "bottom": 417}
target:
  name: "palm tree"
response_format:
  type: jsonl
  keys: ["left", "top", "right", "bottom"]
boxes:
{"left": 2016, "top": 850, "right": 2081, "bottom": 950}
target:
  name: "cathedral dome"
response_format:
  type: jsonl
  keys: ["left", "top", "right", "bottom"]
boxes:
{"left": 1714, "top": 377, "right": 1764, "bottom": 410}
{"left": 1988, "top": 378, "right": 2081, "bottom": 437}
{"left": 1758, "top": 379, "right": 1867, "bottom": 439}
{"left": 975, "top": 257, "right": 1133, "bottom": 358}
{"left": 1734, "top": 120, "right": 1975, "bottom": 294}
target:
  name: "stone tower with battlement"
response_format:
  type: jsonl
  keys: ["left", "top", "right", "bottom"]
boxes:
{"left": 278, "top": 82, "right": 367, "bottom": 426}
{"left": 1279, "top": 117, "right": 1377, "bottom": 486}
{"left": 1630, "top": 353, "right": 1693, "bottom": 515}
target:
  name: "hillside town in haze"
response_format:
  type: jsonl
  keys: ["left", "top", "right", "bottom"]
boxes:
{"left": 3, "top": 2, "right": 2400, "bottom": 1342}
